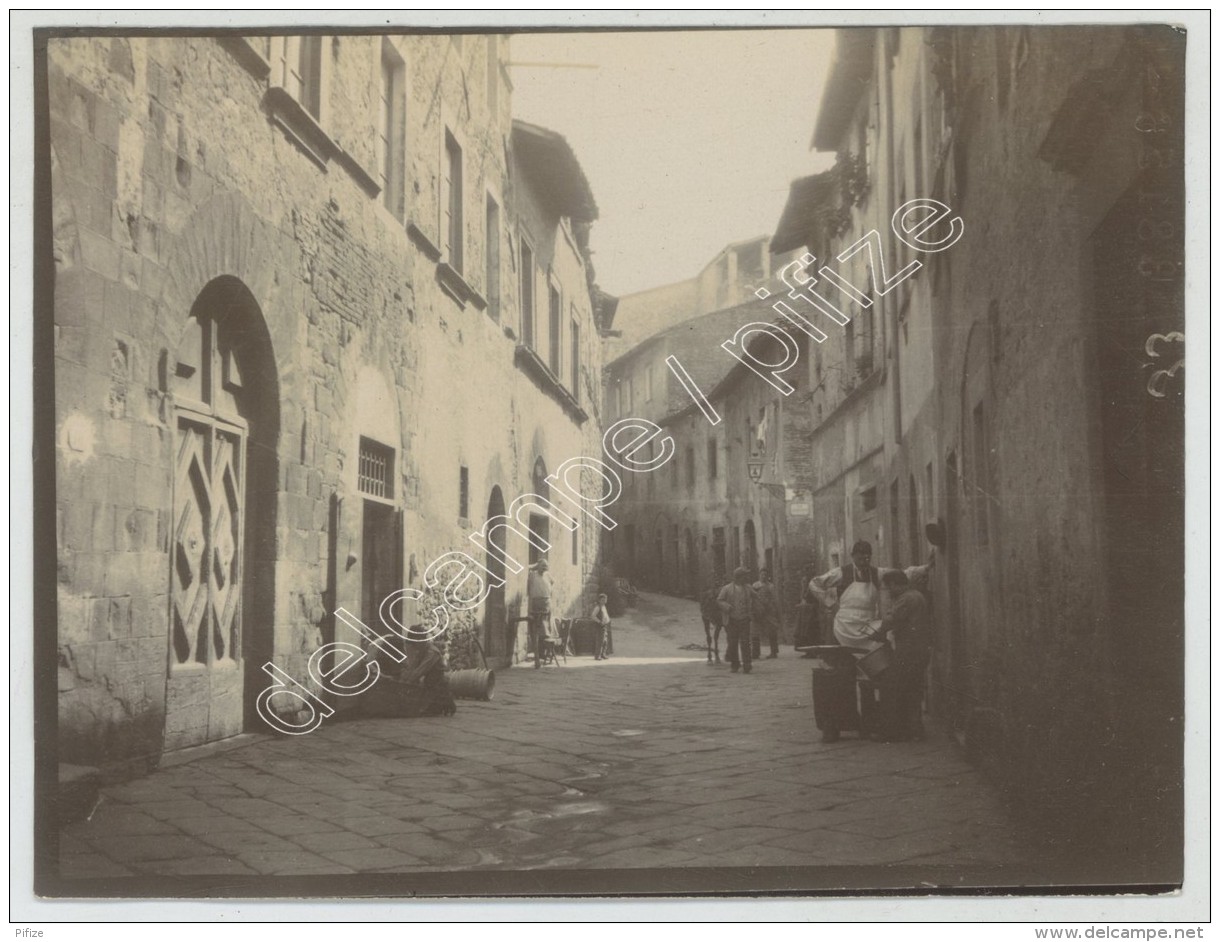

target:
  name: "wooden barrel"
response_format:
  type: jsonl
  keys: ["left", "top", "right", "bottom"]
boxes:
{"left": 445, "top": 668, "right": 495, "bottom": 701}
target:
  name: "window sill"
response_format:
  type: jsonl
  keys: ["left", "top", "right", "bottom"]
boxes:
{"left": 514, "top": 344, "right": 588, "bottom": 423}
{"left": 265, "top": 86, "right": 336, "bottom": 171}
{"left": 436, "top": 261, "right": 486, "bottom": 312}
{"left": 221, "top": 37, "right": 271, "bottom": 80}
{"left": 264, "top": 87, "right": 381, "bottom": 198}
{"left": 407, "top": 221, "right": 442, "bottom": 262}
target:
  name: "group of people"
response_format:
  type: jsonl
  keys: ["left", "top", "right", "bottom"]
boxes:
{"left": 701, "top": 540, "right": 933, "bottom": 743}
{"left": 700, "top": 566, "right": 781, "bottom": 673}
{"left": 526, "top": 559, "right": 613, "bottom": 665}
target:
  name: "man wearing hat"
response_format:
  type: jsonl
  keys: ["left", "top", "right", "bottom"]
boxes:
{"left": 527, "top": 558, "right": 553, "bottom": 669}
{"left": 716, "top": 566, "right": 756, "bottom": 674}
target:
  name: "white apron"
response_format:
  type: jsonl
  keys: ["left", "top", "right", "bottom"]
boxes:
{"left": 834, "top": 575, "right": 882, "bottom": 652}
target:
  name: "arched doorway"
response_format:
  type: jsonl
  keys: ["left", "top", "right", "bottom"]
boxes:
{"left": 166, "top": 277, "right": 278, "bottom": 749}
{"left": 484, "top": 486, "right": 508, "bottom": 658}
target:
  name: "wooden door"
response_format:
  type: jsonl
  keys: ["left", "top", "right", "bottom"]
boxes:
{"left": 164, "top": 300, "right": 256, "bottom": 749}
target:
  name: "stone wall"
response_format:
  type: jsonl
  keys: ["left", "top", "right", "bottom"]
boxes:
{"left": 51, "top": 33, "right": 605, "bottom": 769}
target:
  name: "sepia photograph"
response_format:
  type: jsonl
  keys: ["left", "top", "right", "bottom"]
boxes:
{"left": 20, "top": 9, "right": 1204, "bottom": 918}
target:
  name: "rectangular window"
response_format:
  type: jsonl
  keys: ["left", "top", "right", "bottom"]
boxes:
{"left": 485, "top": 195, "right": 500, "bottom": 320}
{"left": 861, "top": 485, "right": 878, "bottom": 515}
{"left": 908, "top": 474, "right": 921, "bottom": 564}
{"left": 520, "top": 239, "right": 535, "bottom": 346}
{"left": 297, "top": 36, "right": 323, "bottom": 119}
{"left": 443, "top": 131, "right": 464, "bottom": 273}
{"left": 358, "top": 438, "right": 395, "bottom": 500}
{"left": 570, "top": 316, "right": 580, "bottom": 401}
{"left": 459, "top": 465, "right": 469, "bottom": 519}
{"left": 378, "top": 41, "right": 406, "bottom": 219}
{"left": 707, "top": 437, "right": 718, "bottom": 479}
{"left": 486, "top": 36, "right": 499, "bottom": 116}
{"left": 548, "top": 282, "right": 562, "bottom": 375}
{"left": 571, "top": 524, "right": 578, "bottom": 566}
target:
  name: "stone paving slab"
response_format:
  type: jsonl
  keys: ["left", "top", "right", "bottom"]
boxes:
{"left": 58, "top": 591, "right": 1057, "bottom": 884}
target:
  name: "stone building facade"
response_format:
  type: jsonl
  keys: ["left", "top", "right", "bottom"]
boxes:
{"left": 603, "top": 297, "right": 821, "bottom": 642}
{"left": 601, "top": 238, "right": 803, "bottom": 604}
{"left": 773, "top": 26, "right": 1185, "bottom": 877}
{"left": 49, "top": 33, "right": 607, "bottom": 771}
{"left": 605, "top": 235, "right": 799, "bottom": 363}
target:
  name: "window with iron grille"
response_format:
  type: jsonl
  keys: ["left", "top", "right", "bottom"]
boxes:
{"left": 459, "top": 465, "right": 469, "bottom": 519}
{"left": 358, "top": 438, "right": 395, "bottom": 500}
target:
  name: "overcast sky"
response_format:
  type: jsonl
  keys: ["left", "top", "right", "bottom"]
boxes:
{"left": 508, "top": 29, "right": 837, "bottom": 298}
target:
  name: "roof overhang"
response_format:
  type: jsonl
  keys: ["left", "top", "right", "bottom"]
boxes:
{"left": 770, "top": 170, "right": 839, "bottom": 254}
{"left": 512, "top": 119, "right": 599, "bottom": 223}
{"left": 811, "top": 30, "right": 876, "bottom": 152}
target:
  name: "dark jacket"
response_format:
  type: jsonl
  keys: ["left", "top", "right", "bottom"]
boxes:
{"left": 879, "top": 588, "right": 931, "bottom": 652}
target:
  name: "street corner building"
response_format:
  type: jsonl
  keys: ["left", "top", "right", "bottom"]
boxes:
{"left": 47, "top": 35, "right": 609, "bottom": 774}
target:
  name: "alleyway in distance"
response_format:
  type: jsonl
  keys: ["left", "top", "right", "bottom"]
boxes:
{"left": 61, "top": 592, "right": 1054, "bottom": 885}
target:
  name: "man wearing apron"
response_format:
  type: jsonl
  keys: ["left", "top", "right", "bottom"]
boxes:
{"left": 810, "top": 540, "right": 885, "bottom": 652}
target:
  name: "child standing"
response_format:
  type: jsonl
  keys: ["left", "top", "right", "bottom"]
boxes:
{"left": 593, "top": 593, "right": 613, "bottom": 660}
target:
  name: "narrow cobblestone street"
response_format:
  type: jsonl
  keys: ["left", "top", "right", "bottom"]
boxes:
{"left": 61, "top": 592, "right": 1051, "bottom": 885}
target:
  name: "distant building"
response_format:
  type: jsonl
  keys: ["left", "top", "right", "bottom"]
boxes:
{"left": 49, "top": 34, "right": 607, "bottom": 770}
{"left": 604, "top": 235, "right": 800, "bottom": 363}
{"left": 603, "top": 276, "right": 825, "bottom": 646}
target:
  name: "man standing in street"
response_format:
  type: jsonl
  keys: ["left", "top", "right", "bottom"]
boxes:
{"left": 809, "top": 540, "right": 884, "bottom": 652}
{"left": 717, "top": 566, "right": 755, "bottom": 674}
{"left": 751, "top": 567, "right": 780, "bottom": 659}
{"left": 870, "top": 569, "right": 932, "bottom": 740}
{"left": 527, "top": 558, "right": 553, "bottom": 669}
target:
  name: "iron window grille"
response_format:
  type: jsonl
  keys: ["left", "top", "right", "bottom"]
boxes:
{"left": 358, "top": 438, "right": 395, "bottom": 500}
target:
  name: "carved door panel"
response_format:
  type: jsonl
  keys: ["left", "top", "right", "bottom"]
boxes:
{"left": 164, "top": 303, "right": 249, "bottom": 751}
{"left": 165, "top": 409, "right": 246, "bottom": 749}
